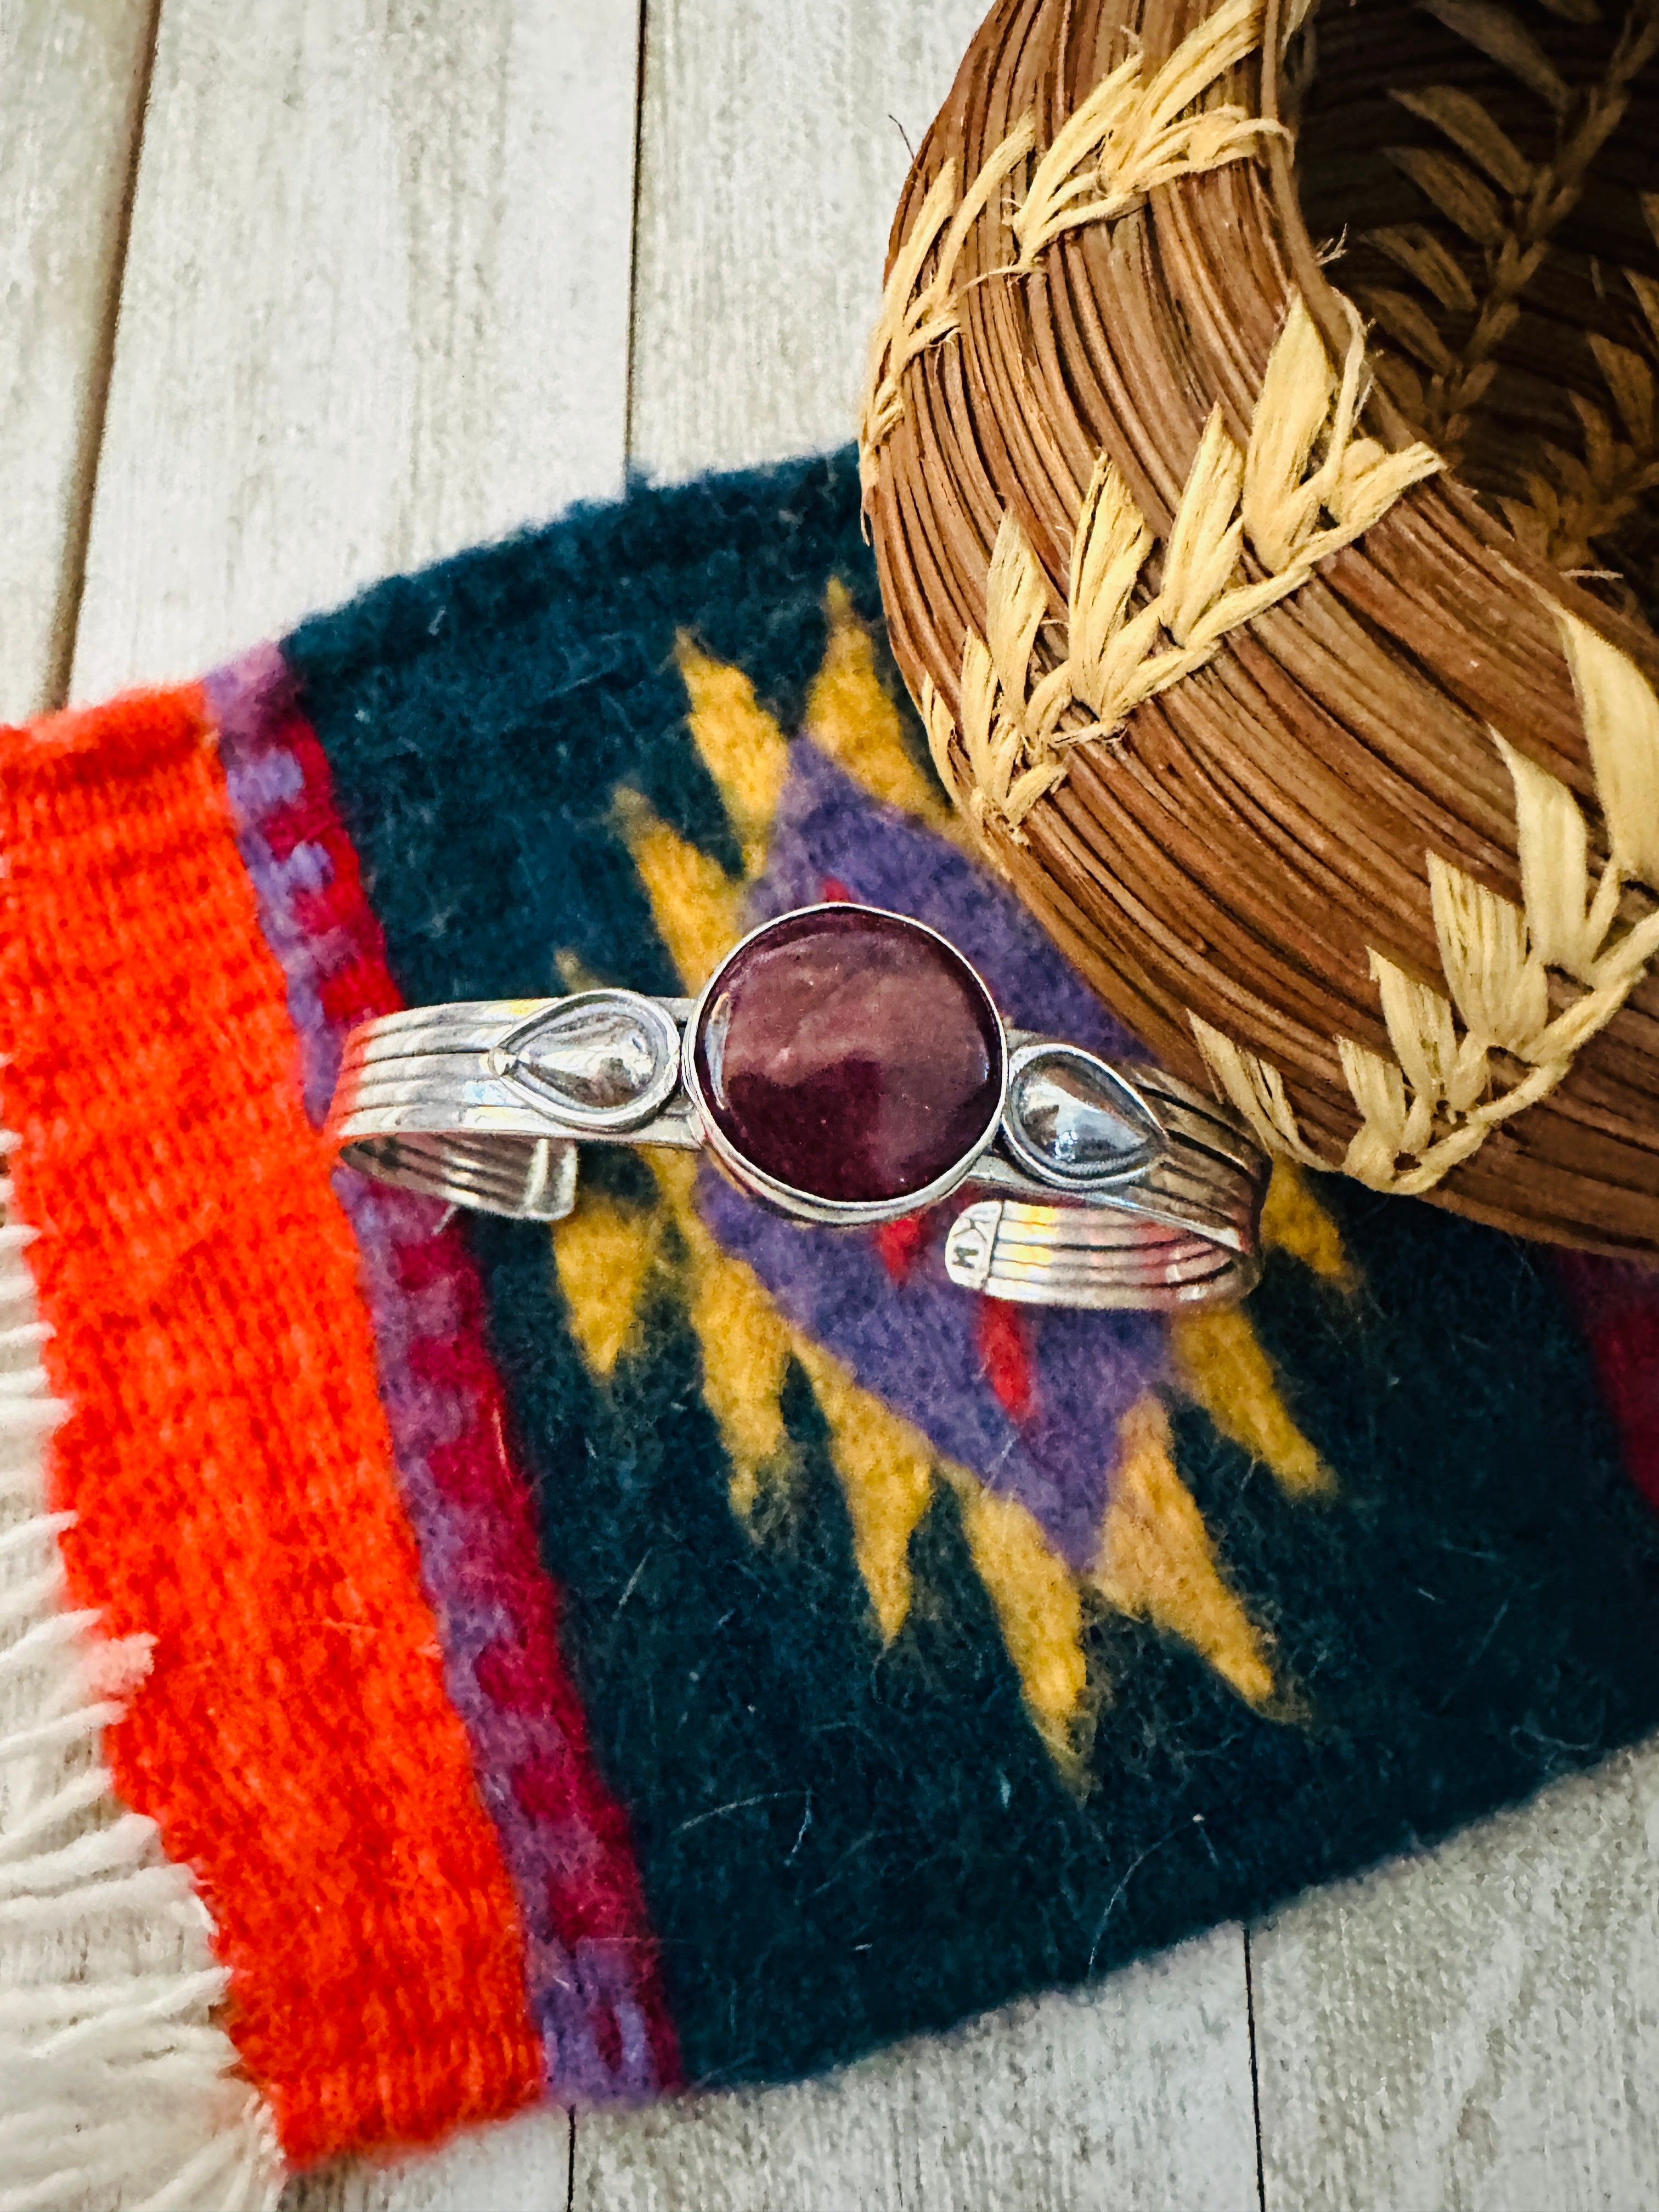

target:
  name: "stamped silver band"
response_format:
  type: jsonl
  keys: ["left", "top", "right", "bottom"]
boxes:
{"left": 325, "top": 906, "right": 1271, "bottom": 1311}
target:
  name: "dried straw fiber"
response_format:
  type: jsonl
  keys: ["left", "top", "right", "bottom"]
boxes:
{"left": 862, "top": 0, "right": 1659, "bottom": 1258}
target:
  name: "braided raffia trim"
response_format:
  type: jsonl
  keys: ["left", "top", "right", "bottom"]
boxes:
{"left": 858, "top": 0, "right": 1282, "bottom": 490}
{"left": 859, "top": 121, "right": 1036, "bottom": 495}
{"left": 1192, "top": 608, "right": 1659, "bottom": 1197}
{"left": 923, "top": 295, "right": 1442, "bottom": 839}
{"left": 1356, "top": 3, "right": 1659, "bottom": 479}
{"left": 1010, "top": 0, "right": 1282, "bottom": 265}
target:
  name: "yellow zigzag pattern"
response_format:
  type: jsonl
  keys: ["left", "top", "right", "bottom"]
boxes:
{"left": 552, "top": 584, "right": 1348, "bottom": 1768}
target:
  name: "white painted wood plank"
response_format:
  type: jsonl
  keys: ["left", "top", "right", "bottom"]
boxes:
{"left": 290, "top": 2108, "right": 572, "bottom": 2212}
{"left": 70, "top": 0, "right": 641, "bottom": 702}
{"left": 576, "top": 1932, "right": 1261, "bottom": 2212}
{"left": 0, "top": 0, "right": 154, "bottom": 721}
{"left": 628, "top": 0, "right": 992, "bottom": 479}
{"left": 1253, "top": 1740, "right": 1659, "bottom": 2211}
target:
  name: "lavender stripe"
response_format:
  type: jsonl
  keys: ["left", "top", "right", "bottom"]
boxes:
{"left": 701, "top": 1173, "right": 1160, "bottom": 1568}
{"left": 344, "top": 1176, "right": 650, "bottom": 2098}
{"left": 701, "top": 740, "right": 1168, "bottom": 1569}
{"left": 207, "top": 644, "right": 661, "bottom": 2101}
{"left": 755, "top": 739, "right": 1142, "bottom": 1054}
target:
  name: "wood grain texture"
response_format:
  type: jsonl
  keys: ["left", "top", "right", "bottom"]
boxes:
{"left": 627, "top": 0, "right": 991, "bottom": 479}
{"left": 70, "top": 0, "right": 641, "bottom": 702}
{"left": 0, "top": 0, "right": 155, "bottom": 720}
{"left": 1253, "top": 1742, "right": 1659, "bottom": 2210}
{"left": 575, "top": 1933, "right": 1260, "bottom": 2212}
{"left": 290, "top": 2109, "right": 572, "bottom": 2212}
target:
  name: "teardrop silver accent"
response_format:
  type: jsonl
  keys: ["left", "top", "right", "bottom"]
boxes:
{"left": 494, "top": 991, "right": 682, "bottom": 1132}
{"left": 1001, "top": 1043, "right": 1163, "bottom": 1187}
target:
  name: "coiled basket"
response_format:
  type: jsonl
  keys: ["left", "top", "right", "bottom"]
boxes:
{"left": 861, "top": 0, "right": 1659, "bottom": 1257}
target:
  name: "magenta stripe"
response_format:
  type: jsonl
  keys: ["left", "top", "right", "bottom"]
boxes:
{"left": 207, "top": 641, "right": 676, "bottom": 2101}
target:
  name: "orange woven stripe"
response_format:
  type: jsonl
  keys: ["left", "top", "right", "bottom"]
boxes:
{"left": 0, "top": 686, "right": 544, "bottom": 2165}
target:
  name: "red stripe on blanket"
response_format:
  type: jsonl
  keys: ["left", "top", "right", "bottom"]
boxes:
{"left": 211, "top": 645, "right": 679, "bottom": 2100}
{"left": 0, "top": 686, "right": 544, "bottom": 2165}
{"left": 1556, "top": 1251, "right": 1659, "bottom": 1515}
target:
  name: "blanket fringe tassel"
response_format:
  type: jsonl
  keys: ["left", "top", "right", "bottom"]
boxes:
{"left": 0, "top": 1138, "right": 284, "bottom": 2212}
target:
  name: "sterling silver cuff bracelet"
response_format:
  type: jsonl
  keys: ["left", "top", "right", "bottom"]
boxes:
{"left": 325, "top": 902, "right": 1270, "bottom": 1311}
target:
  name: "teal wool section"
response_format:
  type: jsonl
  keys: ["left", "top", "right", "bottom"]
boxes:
{"left": 475, "top": 1221, "right": 1086, "bottom": 2080}
{"left": 470, "top": 1181, "right": 1659, "bottom": 2086}
{"left": 285, "top": 449, "right": 1659, "bottom": 2091}
{"left": 285, "top": 455, "right": 897, "bottom": 1010}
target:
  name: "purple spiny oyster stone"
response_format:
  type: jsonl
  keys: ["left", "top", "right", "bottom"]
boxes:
{"left": 691, "top": 906, "right": 1003, "bottom": 1204}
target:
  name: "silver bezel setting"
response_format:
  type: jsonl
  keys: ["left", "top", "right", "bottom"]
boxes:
{"left": 323, "top": 902, "right": 1273, "bottom": 1310}
{"left": 680, "top": 901, "right": 1010, "bottom": 1228}
{"left": 999, "top": 1040, "right": 1165, "bottom": 1190}
{"left": 493, "top": 989, "right": 682, "bottom": 1134}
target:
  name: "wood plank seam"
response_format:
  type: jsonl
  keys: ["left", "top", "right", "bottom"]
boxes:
{"left": 1245, "top": 1926, "right": 1268, "bottom": 2211}
{"left": 45, "top": 0, "right": 163, "bottom": 713}
{"left": 623, "top": 0, "right": 651, "bottom": 469}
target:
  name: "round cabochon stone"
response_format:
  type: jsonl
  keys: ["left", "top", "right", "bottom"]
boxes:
{"left": 692, "top": 906, "right": 1004, "bottom": 1205}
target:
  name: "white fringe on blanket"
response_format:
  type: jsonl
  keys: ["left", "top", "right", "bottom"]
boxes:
{"left": 0, "top": 1140, "right": 283, "bottom": 2212}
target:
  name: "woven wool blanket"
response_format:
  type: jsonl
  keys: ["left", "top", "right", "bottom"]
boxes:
{"left": 5, "top": 448, "right": 1659, "bottom": 2207}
